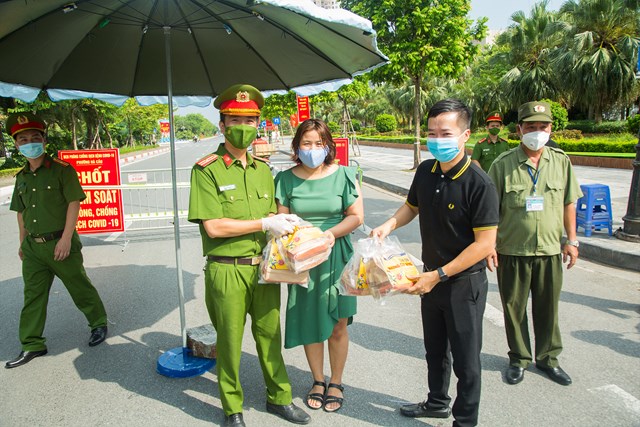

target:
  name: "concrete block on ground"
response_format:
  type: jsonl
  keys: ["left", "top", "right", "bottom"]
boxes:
{"left": 186, "top": 324, "right": 217, "bottom": 359}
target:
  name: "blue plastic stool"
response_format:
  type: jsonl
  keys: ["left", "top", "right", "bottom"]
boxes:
{"left": 576, "top": 184, "right": 613, "bottom": 237}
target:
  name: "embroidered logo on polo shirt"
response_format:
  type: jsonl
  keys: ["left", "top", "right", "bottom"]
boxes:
{"left": 448, "top": 203, "right": 455, "bottom": 210}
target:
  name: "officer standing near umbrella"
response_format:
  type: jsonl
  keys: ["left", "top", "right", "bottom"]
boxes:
{"left": 471, "top": 112, "right": 510, "bottom": 173}
{"left": 188, "top": 84, "right": 310, "bottom": 427}
{"left": 5, "top": 112, "right": 108, "bottom": 369}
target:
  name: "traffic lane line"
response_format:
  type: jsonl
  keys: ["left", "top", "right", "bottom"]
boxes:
{"left": 588, "top": 384, "right": 640, "bottom": 418}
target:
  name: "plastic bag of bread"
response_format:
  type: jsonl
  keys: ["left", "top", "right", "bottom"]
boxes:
{"left": 259, "top": 238, "right": 309, "bottom": 286}
{"left": 339, "top": 236, "right": 422, "bottom": 302}
{"left": 276, "top": 222, "right": 332, "bottom": 273}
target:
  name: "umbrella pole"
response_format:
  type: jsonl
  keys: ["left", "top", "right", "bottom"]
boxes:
{"left": 156, "top": 26, "right": 214, "bottom": 378}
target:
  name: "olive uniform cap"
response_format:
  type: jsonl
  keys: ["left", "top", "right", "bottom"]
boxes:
{"left": 518, "top": 101, "right": 552, "bottom": 123}
{"left": 214, "top": 84, "right": 264, "bottom": 116}
{"left": 6, "top": 112, "right": 46, "bottom": 138}
{"left": 485, "top": 112, "right": 503, "bottom": 123}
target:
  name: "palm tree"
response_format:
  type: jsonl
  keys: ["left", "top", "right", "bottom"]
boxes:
{"left": 553, "top": 0, "right": 640, "bottom": 122}
{"left": 495, "top": 0, "right": 564, "bottom": 108}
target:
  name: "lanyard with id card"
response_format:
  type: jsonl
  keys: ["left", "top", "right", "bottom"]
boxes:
{"left": 525, "top": 166, "right": 544, "bottom": 212}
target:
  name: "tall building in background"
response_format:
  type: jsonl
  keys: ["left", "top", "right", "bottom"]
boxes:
{"left": 313, "top": 0, "right": 340, "bottom": 9}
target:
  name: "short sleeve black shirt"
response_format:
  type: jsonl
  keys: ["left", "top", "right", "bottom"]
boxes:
{"left": 407, "top": 156, "right": 499, "bottom": 273}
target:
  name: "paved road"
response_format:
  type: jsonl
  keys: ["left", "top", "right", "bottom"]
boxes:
{"left": 0, "top": 138, "right": 638, "bottom": 426}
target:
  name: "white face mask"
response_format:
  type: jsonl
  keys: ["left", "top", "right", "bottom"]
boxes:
{"left": 521, "top": 130, "right": 549, "bottom": 151}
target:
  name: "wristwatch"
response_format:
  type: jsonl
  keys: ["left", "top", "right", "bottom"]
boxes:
{"left": 437, "top": 267, "right": 449, "bottom": 282}
{"left": 566, "top": 240, "right": 580, "bottom": 248}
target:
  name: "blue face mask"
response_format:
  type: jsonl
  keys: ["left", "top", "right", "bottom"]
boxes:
{"left": 427, "top": 134, "right": 462, "bottom": 163}
{"left": 297, "top": 147, "right": 328, "bottom": 169}
{"left": 18, "top": 142, "right": 45, "bottom": 159}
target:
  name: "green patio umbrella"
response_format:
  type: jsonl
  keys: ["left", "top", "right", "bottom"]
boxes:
{"left": 0, "top": 0, "right": 387, "bottom": 377}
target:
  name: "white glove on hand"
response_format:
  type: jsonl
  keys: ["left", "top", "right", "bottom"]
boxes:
{"left": 261, "top": 214, "right": 302, "bottom": 237}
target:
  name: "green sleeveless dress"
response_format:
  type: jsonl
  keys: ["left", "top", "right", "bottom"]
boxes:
{"left": 274, "top": 166, "right": 359, "bottom": 348}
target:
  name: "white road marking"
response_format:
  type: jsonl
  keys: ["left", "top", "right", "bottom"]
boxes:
{"left": 589, "top": 384, "right": 640, "bottom": 417}
{"left": 484, "top": 302, "right": 505, "bottom": 328}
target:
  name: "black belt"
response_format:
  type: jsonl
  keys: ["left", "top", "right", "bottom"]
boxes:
{"left": 207, "top": 255, "right": 262, "bottom": 266}
{"left": 29, "top": 230, "right": 64, "bottom": 243}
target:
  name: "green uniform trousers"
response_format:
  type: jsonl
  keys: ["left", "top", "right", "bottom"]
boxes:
{"left": 20, "top": 233, "right": 108, "bottom": 351}
{"left": 497, "top": 254, "right": 563, "bottom": 369}
{"left": 205, "top": 261, "right": 292, "bottom": 416}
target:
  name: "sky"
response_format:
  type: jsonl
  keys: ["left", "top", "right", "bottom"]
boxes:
{"left": 177, "top": 0, "right": 567, "bottom": 124}
{"left": 469, "top": 0, "right": 565, "bottom": 30}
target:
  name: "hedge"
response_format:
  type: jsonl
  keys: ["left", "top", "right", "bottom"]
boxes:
{"left": 566, "top": 120, "right": 628, "bottom": 134}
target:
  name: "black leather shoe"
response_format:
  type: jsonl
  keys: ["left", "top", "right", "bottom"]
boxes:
{"left": 266, "top": 402, "right": 311, "bottom": 425}
{"left": 5, "top": 349, "right": 48, "bottom": 369}
{"left": 537, "top": 365, "right": 572, "bottom": 386}
{"left": 506, "top": 365, "right": 525, "bottom": 384}
{"left": 224, "top": 413, "right": 245, "bottom": 427}
{"left": 89, "top": 326, "right": 108, "bottom": 347}
{"left": 400, "top": 401, "right": 451, "bottom": 418}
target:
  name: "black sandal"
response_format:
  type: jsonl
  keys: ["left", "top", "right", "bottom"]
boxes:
{"left": 323, "top": 383, "right": 344, "bottom": 413}
{"left": 305, "top": 380, "right": 326, "bottom": 410}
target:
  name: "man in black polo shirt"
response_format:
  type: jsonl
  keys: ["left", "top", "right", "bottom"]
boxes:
{"left": 372, "top": 99, "right": 499, "bottom": 427}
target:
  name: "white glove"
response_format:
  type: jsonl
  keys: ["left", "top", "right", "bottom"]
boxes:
{"left": 261, "top": 214, "right": 302, "bottom": 237}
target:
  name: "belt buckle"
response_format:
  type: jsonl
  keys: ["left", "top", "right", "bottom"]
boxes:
{"left": 33, "top": 236, "right": 46, "bottom": 243}
{"left": 250, "top": 256, "right": 261, "bottom": 266}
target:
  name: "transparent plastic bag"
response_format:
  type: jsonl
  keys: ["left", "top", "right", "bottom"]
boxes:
{"left": 275, "top": 221, "right": 332, "bottom": 273}
{"left": 339, "top": 236, "right": 423, "bottom": 302}
{"left": 259, "top": 238, "right": 309, "bottom": 287}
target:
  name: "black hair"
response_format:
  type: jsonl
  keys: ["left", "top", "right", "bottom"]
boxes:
{"left": 427, "top": 99, "right": 472, "bottom": 130}
{"left": 291, "top": 119, "right": 336, "bottom": 166}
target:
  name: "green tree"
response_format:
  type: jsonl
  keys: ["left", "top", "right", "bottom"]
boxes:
{"left": 174, "top": 113, "right": 215, "bottom": 139}
{"left": 540, "top": 98, "right": 569, "bottom": 130}
{"left": 344, "top": 0, "right": 486, "bottom": 168}
{"left": 495, "top": 1, "right": 564, "bottom": 109}
{"left": 335, "top": 76, "right": 371, "bottom": 136}
{"left": 263, "top": 91, "right": 297, "bottom": 134}
{"left": 452, "top": 44, "right": 512, "bottom": 129}
{"left": 553, "top": 0, "right": 640, "bottom": 122}
{"left": 376, "top": 114, "right": 397, "bottom": 132}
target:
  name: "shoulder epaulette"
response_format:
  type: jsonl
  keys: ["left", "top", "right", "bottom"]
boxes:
{"left": 478, "top": 138, "right": 487, "bottom": 143}
{"left": 53, "top": 157, "right": 70, "bottom": 166}
{"left": 547, "top": 146, "right": 568, "bottom": 157}
{"left": 196, "top": 154, "right": 218, "bottom": 167}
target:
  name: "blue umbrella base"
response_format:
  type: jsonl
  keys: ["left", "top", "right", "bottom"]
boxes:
{"left": 157, "top": 346, "right": 215, "bottom": 378}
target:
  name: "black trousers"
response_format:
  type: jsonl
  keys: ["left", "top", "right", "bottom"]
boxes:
{"left": 421, "top": 271, "right": 488, "bottom": 427}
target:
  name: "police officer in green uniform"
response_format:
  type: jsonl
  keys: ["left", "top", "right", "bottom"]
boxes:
{"left": 471, "top": 112, "right": 510, "bottom": 173}
{"left": 5, "top": 113, "right": 108, "bottom": 369}
{"left": 487, "top": 101, "right": 582, "bottom": 387}
{"left": 188, "top": 84, "right": 310, "bottom": 427}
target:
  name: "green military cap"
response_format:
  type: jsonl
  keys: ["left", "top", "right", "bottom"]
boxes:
{"left": 518, "top": 101, "right": 552, "bottom": 122}
{"left": 214, "top": 84, "right": 264, "bottom": 116}
{"left": 5, "top": 112, "right": 46, "bottom": 138}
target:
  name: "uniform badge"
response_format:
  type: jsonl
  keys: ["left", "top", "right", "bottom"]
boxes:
{"left": 17, "top": 115, "right": 29, "bottom": 124}
{"left": 448, "top": 203, "right": 455, "bottom": 210}
{"left": 222, "top": 153, "right": 234, "bottom": 167}
{"left": 533, "top": 105, "right": 546, "bottom": 112}
{"left": 236, "top": 91, "right": 250, "bottom": 103}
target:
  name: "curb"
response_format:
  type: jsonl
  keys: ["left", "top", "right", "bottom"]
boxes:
{"left": 119, "top": 147, "right": 170, "bottom": 165}
{"left": 362, "top": 174, "right": 640, "bottom": 273}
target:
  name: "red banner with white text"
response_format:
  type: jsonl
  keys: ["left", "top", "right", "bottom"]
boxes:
{"left": 58, "top": 149, "right": 124, "bottom": 234}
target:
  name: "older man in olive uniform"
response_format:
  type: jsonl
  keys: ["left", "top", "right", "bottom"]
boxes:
{"left": 5, "top": 113, "right": 108, "bottom": 369}
{"left": 487, "top": 101, "right": 582, "bottom": 387}
{"left": 471, "top": 112, "right": 510, "bottom": 173}
{"left": 188, "top": 84, "right": 310, "bottom": 427}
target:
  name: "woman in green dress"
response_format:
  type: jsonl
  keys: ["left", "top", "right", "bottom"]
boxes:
{"left": 274, "top": 119, "right": 363, "bottom": 413}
